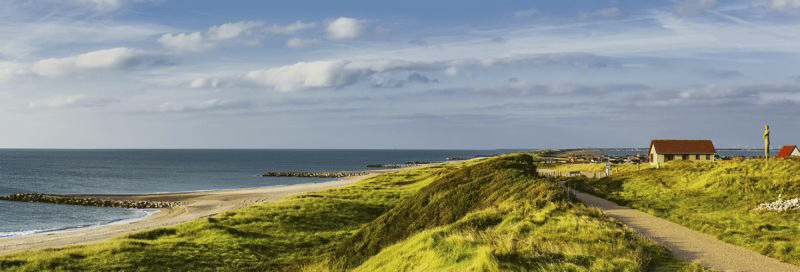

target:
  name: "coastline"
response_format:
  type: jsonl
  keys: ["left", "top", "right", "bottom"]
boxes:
{"left": 0, "top": 173, "right": 376, "bottom": 255}
{"left": 0, "top": 157, "right": 479, "bottom": 256}
{"left": 0, "top": 209, "right": 159, "bottom": 239}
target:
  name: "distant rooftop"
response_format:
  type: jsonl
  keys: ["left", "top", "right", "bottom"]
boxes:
{"left": 777, "top": 145, "right": 799, "bottom": 158}
{"left": 650, "top": 140, "right": 716, "bottom": 154}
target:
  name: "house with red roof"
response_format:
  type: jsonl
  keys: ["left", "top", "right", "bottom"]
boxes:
{"left": 649, "top": 140, "right": 716, "bottom": 166}
{"left": 777, "top": 145, "right": 800, "bottom": 158}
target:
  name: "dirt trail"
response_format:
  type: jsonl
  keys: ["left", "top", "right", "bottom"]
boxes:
{"left": 561, "top": 180, "right": 799, "bottom": 272}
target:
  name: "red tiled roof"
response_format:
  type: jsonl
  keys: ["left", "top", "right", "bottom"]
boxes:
{"left": 777, "top": 145, "right": 799, "bottom": 158}
{"left": 650, "top": 140, "right": 715, "bottom": 154}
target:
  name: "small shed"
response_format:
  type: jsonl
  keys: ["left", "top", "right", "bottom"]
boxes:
{"left": 649, "top": 140, "right": 716, "bottom": 166}
{"left": 777, "top": 145, "right": 800, "bottom": 158}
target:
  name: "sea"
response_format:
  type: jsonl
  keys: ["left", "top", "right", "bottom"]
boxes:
{"left": 0, "top": 149, "right": 514, "bottom": 238}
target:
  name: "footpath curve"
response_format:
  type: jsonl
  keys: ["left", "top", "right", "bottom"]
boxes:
{"left": 541, "top": 170, "right": 800, "bottom": 272}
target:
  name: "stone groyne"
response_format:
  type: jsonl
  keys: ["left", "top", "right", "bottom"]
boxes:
{"left": 366, "top": 164, "right": 410, "bottom": 168}
{"left": 0, "top": 193, "right": 177, "bottom": 209}
{"left": 262, "top": 171, "right": 370, "bottom": 178}
{"left": 366, "top": 162, "right": 428, "bottom": 168}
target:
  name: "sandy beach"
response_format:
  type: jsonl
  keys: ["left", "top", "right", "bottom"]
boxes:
{"left": 0, "top": 173, "right": 379, "bottom": 255}
{"left": 0, "top": 157, "right": 478, "bottom": 256}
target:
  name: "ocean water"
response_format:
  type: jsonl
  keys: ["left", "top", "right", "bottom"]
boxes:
{"left": 0, "top": 149, "right": 510, "bottom": 238}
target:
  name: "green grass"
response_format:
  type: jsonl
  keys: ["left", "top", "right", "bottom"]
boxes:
{"left": 565, "top": 158, "right": 800, "bottom": 265}
{"left": 539, "top": 162, "right": 652, "bottom": 175}
{"left": 0, "top": 159, "right": 457, "bottom": 271}
{"left": 1, "top": 155, "right": 700, "bottom": 271}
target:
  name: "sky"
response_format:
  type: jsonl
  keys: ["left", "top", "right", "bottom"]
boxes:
{"left": 0, "top": 0, "right": 799, "bottom": 149}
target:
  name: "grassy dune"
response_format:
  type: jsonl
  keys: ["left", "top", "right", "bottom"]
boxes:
{"left": 2, "top": 155, "right": 699, "bottom": 271}
{"left": 540, "top": 162, "right": 652, "bottom": 175}
{"left": 567, "top": 158, "right": 800, "bottom": 265}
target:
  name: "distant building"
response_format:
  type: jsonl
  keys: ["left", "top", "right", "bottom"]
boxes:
{"left": 649, "top": 140, "right": 716, "bottom": 166}
{"left": 777, "top": 145, "right": 800, "bottom": 158}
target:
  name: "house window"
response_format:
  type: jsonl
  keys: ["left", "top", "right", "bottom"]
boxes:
{"left": 665, "top": 154, "right": 674, "bottom": 161}
{"left": 682, "top": 155, "right": 689, "bottom": 160}
{"left": 695, "top": 155, "right": 700, "bottom": 160}
{"left": 706, "top": 154, "right": 711, "bottom": 160}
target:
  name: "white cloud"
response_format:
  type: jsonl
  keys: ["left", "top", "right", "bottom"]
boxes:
{"left": 286, "top": 38, "right": 319, "bottom": 48}
{"left": 674, "top": 0, "right": 717, "bottom": 16}
{"left": 29, "top": 95, "right": 118, "bottom": 109}
{"left": 703, "top": 69, "right": 742, "bottom": 79}
{"left": 267, "top": 21, "right": 317, "bottom": 34}
{"left": 770, "top": 0, "right": 800, "bottom": 11}
{"left": 246, "top": 61, "right": 357, "bottom": 91}
{"left": 158, "top": 32, "right": 208, "bottom": 52}
{"left": 444, "top": 67, "right": 459, "bottom": 76}
{"left": 241, "top": 53, "right": 612, "bottom": 91}
{"left": 370, "top": 72, "right": 438, "bottom": 88}
{"left": 677, "top": 84, "right": 752, "bottom": 99}
{"left": 75, "top": 0, "right": 123, "bottom": 11}
{"left": 159, "top": 21, "right": 317, "bottom": 52}
{"left": 579, "top": 7, "right": 622, "bottom": 19}
{"left": 629, "top": 84, "right": 800, "bottom": 107}
{"left": 0, "top": 20, "right": 172, "bottom": 59}
{"left": 0, "top": 68, "right": 12, "bottom": 83}
{"left": 70, "top": 0, "right": 157, "bottom": 12}
{"left": 513, "top": 8, "right": 538, "bottom": 18}
{"left": 760, "top": 92, "right": 800, "bottom": 104}
{"left": 31, "top": 47, "right": 166, "bottom": 77}
{"left": 245, "top": 59, "right": 428, "bottom": 91}
{"left": 0, "top": 64, "right": 26, "bottom": 83}
{"left": 158, "top": 21, "right": 263, "bottom": 52}
{"left": 207, "top": 21, "right": 264, "bottom": 41}
{"left": 593, "top": 7, "right": 622, "bottom": 18}
{"left": 326, "top": 17, "right": 363, "bottom": 40}
{"left": 188, "top": 77, "right": 223, "bottom": 89}
{"left": 157, "top": 99, "right": 251, "bottom": 113}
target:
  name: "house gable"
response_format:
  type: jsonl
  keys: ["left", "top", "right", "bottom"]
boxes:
{"left": 778, "top": 145, "right": 800, "bottom": 158}
{"left": 650, "top": 140, "right": 716, "bottom": 155}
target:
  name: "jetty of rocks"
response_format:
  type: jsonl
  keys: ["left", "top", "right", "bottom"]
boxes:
{"left": 366, "top": 161, "right": 429, "bottom": 168}
{"left": 262, "top": 171, "right": 370, "bottom": 178}
{"left": 0, "top": 193, "right": 177, "bottom": 209}
{"left": 366, "top": 164, "right": 409, "bottom": 168}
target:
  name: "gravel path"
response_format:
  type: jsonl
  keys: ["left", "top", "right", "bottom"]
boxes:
{"left": 564, "top": 182, "right": 800, "bottom": 272}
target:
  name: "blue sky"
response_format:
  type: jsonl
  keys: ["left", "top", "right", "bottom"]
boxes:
{"left": 1, "top": 0, "right": 799, "bottom": 149}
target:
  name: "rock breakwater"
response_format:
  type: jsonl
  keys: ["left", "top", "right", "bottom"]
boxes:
{"left": 0, "top": 193, "right": 177, "bottom": 209}
{"left": 366, "top": 161, "right": 429, "bottom": 168}
{"left": 366, "top": 164, "right": 408, "bottom": 168}
{"left": 262, "top": 171, "right": 370, "bottom": 178}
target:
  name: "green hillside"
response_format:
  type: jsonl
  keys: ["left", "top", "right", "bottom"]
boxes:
{"left": 1, "top": 155, "right": 700, "bottom": 271}
{"left": 567, "top": 158, "right": 800, "bottom": 265}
